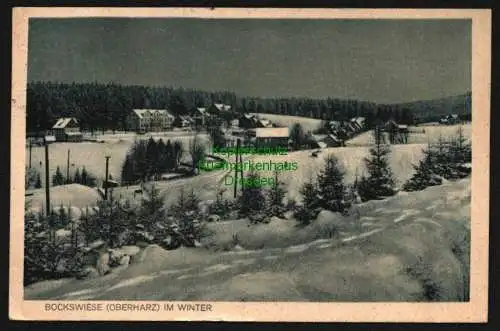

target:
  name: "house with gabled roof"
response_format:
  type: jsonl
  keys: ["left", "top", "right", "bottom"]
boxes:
{"left": 191, "top": 107, "right": 208, "bottom": 127}
{"left": 207, "top": 103, "right": 232, "bottom": 115}
{"left": 51, "top": 117, "right": 82, "bottom": 142}
{"left": 173, "top": 115, "right": 195, "bottom": 129}
{"left": 246, "top": 127, "right": 289, "bottom": 148}
{"left": 126, "top": 109, "right": 175, "bottom": 133}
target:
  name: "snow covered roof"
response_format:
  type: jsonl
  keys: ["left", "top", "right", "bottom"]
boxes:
{"left": 178, "top": 115, "right": 194, "bottom": 122}
{"left": 44, "top": 135, "right": 56, "bottom": 142}
{"left": 213, "top": 103, "right": 232, "bottom": 111}
{"left": 52, "top": 117, "right": 79, "bottom": 129}
{"left": 254, "top": 127, "right": 289, "bottom": 138}
{"left": 316, "top": 141, "right": 328, "bottom": 149}
{"left": 259, "top": 119, "right": 273, "bottom": 127}
{"left": 132, "top": 109, "right": 175, "bottom": 119}
{"left": 351, "top": 117, "right": 366, "bottom": 126}
{"left": 325, "top": 134, "right": 341, "bottom": 142}
{"left": 312, "top": 134, "right": 327, "bottom": 141}
{"left": 65, "top": 132, "right": 83, "bottom": 136}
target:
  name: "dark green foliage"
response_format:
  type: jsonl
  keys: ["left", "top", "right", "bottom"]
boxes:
{"left": 403, "top": 126, "right": 471, "bottom": 192}
{"left": 138, "top": 184, "right": 167, "bottom": 233}
{"left": 313, "top": 120, "right": 331, "bottom": 134}
{"left": 294, "top": 177, "right": 320, "bottom": 225}
{"left": 26, "top": 82, "right": 468, "bottom": 134}
{"left": 167, "top": 188, "right": 207, "bottom": 247}
{"left": 74, "top": 166, "right": 97, "bottom": 187}
{"left": 121, "top": 138, "right": 185, "bottom": 184}
{"left": 266, "top": 171, "right": 287, "bottom": 218}
{"left": 316, "top": 155, "right": 350, "bottom": 213}
{"left": 358, "top": 126, "right": 396, "bottom": 201}
{"left": 238, "top": 171, "right": 267, "bottom": 218}
{"left": 26, "top": 167, "right": 41, "bottom": 189}
{"left": 35, "top": 173, "right": 42, "bottom": 188}
{"left": 403, "top": 144, "right": 443, "bottom": 192}
{"left": 24, "top": 203, "right": 83, "bottom": 285}
{"left": 290, "top": 123, "right": 305, "bottom": 150}
{"left": 209, "top": 188, "right": 233, "bottom": 220}
{"left": 189, "top": 134, "right": 206, "bottom": 174}
{"left": 52, "top": 166, "right": 65, "bottom": 186}
{"left": 205, "top": 116, "right": 226, "bottom": 148}
{"left": 82, "top": 198, "right": 134, "bottom": 248}
{"left": 73, "top": 168, "right": 81, "bottom": 184}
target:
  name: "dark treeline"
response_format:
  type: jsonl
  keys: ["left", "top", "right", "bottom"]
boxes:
{"left": 27, "top": 81, "right": 470, "bottom": 134}
{"left": 121, "top": 138, "right": 184, "bottom": 185}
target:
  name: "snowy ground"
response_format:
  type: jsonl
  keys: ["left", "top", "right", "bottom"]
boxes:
{"left": 250, "top": 113, "right": 323, "bottom": 132}
{"left": 26, "top": 133, "right": 211, "bottom": 186}
{"left": 25, "top": 178, "right": 471, "bottom": 301}
{"left": 346, "top": 123, "right": 471, "bottom": 146}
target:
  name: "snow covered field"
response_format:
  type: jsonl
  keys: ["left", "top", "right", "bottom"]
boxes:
{"left": 250, "top": 113, "right": 323, "bottom": 132}
{"left": 346, "top": 123, "right": 471, "bottom": 146}
{"left": 26, "top": 133, "right": 211, "bottom": 185}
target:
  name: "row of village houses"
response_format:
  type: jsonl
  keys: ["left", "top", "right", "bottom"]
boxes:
{"left": 41, "top": 102, "right": 458, "bottom": 148}
{"left": 42, "top": 105, "right": 370, "bottom": 149}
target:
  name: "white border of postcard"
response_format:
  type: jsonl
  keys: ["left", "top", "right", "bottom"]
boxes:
{"left": 10, "top": 7, "right": 491, "bottom": 322}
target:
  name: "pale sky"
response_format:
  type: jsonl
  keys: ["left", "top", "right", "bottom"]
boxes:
{"left": 28, "top": 18, "right": 471, "bottom": 104}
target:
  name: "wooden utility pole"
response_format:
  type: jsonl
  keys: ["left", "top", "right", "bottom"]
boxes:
{"left": 104, "top": 156, "right": 110, "bottom": 200}
{"left": 66, "top": 149, "right": 70, "bottom": 184}
{"left": 44, "top": 137, "right": 50, "bottom": 217}
{"left": 239, "top": 146, "right": 244, "bottom": 184}
{"left": 233, "top": 139, "right": 240, "bottom": 198}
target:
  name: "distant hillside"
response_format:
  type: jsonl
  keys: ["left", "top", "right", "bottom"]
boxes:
{"left": 392, "top": 92, "right": 471, "bottom": 121}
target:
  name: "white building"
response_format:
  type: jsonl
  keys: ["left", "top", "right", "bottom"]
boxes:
{"left": 126, "top": 109, "right": 175, "bottom": 133}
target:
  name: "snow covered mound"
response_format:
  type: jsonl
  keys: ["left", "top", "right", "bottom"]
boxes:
{"left": 26, "top": 183, "right": 102, "bottom": 211}
{"left": 25, "top": 178, "right": 471, "bottom": 302}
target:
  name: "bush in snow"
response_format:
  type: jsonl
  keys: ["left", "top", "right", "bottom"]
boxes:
{"left": 403, "top": 143, "right": 443, "bottom": 192}
{"left": 404, "top": 126, "right": 471, "bottom": 192}
{"left": 24, "top": 204, "right": 84, "bottom": 285}
{"left": 237, "top": 171, "right": 267, "bottom": 219}
{"left": 209, "top": 188, "right": 234, "bottom": 220}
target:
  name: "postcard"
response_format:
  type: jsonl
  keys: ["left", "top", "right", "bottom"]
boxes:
{"left": 10, "top": 7, "right": 491, "bottom": 322}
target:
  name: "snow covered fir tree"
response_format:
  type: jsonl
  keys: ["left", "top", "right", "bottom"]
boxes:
{"left": 357, "top": 125, "right": 396, "bottom": 201}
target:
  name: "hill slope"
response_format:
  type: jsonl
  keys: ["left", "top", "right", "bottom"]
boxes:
{"left": 26, "top": 178, "right": 470, "bottom": 301}
{"left": 392, "top": 93, "right": 471, "bottom": 120}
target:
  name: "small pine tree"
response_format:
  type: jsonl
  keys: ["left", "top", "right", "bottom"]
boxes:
{"left": 447, "top": 125, "right": 472, "bottom": 179}
{"left": 139, "top": 184, "right": 166, "bottom": 230}
{"left": 186, "top": 189, "right": 201, "bottom": 214}
{"left": 171, "top": 188, "right": 187, "bottom": 219}
{"left": 35, "top": 173, "right": 42, "bottom": 188}
{"left": 358, "top": 126, "right": 396, "bottom": 201}
{"left": 121, "top": 155, "right": 135, "bottom": 185}
{"left": 238, "top": 171, "right": 267, "bottom": 218}
{"left": 52, "top": 166, "right": 64, "bottom": 186}
{"left": 316, "top": 154, "right": 350, "bottom": 213}
{"left": 450, "top": 126, "right": 471, "bottom": 164}
{"left": 73, "top": 168, "right": 81, "bottom": 184}
{"left": 294, "top": 176, "right": 320, "bottom": 225}
{"left": 266, "top": 171, "right": 287, "bottom": 217}
{"left": 81, "top": 167, "right": 88, "bottom": 186}
{"left": 173, "top": 140, "right": 183, "bottom": 169}
{"left": 211, "top": 188, "right": 232, "bottom": 219}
